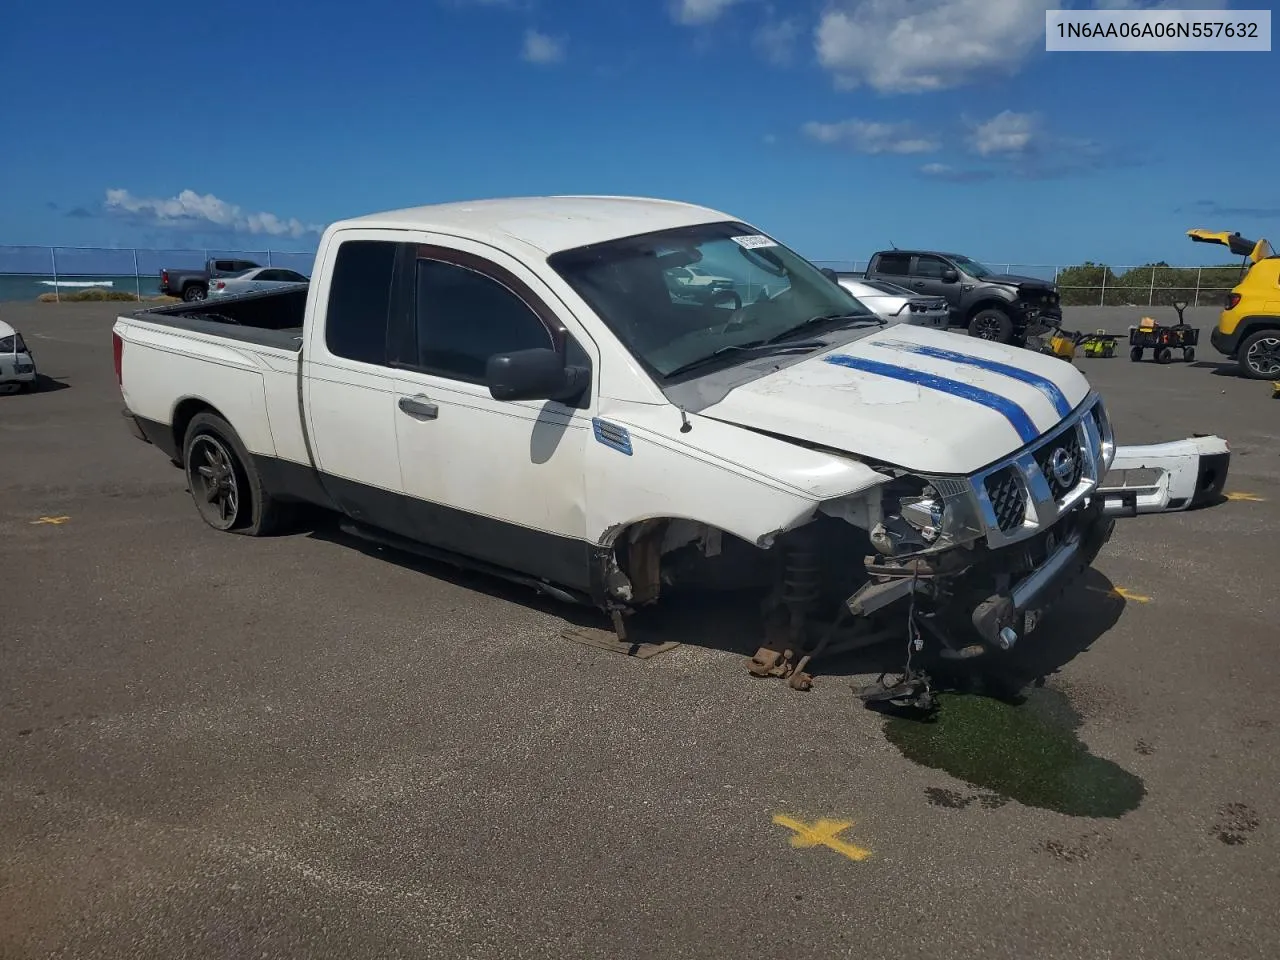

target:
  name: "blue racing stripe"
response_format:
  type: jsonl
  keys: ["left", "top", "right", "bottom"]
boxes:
{"left": 871, "top": 339, "right": 1072, "bottom": 418}
{"left": 823, "top": 354, "right": 1041, "bottom": 444}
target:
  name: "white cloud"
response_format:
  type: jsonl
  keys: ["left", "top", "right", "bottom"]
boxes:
{"left": 802, "top": 119, "right": 940, "bottom": 154}
{"left": 104, "top": 188, "right": 321, "bottom": 238}
{"left": 671, "top": 0, "right": 745, "bottom": 25}
{"left": 969, "top": 110, "right": 1037, "bottom": 156}
{"left": 815, "top": 0, "right": 1052, "bottom": 94}
{"left": 753, "top": 16, "right": 801, "bottom": 64}
{"left": 521, "top": 28, "right": 565, "bottom": 64}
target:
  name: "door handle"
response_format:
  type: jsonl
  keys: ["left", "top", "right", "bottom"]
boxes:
{"left": 398, "top": 395, "right": 439, "bottom": 420}
{"left": 912, "top": 280, "right": 925, "bottom": 287}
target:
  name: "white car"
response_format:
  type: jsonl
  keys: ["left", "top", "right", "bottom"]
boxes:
{"left": 832, "top": 275, "right": 950, "bottom": 329}
{"left": 0, "top": 318, "right": 37, "bottom": 392}
{"left": 111, "top": 195, "right": 1229, "bottom": 710}
{"left": 209, "top": 266, "right": 310, "bottom": 297}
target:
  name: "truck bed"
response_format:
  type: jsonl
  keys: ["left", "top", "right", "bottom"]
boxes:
{"left": 124, "top": 285, "right": 307, "bottom": 352}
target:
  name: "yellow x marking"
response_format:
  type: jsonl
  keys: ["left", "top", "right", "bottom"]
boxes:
{"left": 30, "top": 516, "right": 71, "bottom": 525}
{"left": 1225, "top": 492, "right": 1265, "bottom": 502}
{"left": 1087, "top": 585, "right": 1151, "bottom": 603}
{"left": 772, "top": 815, "right": 871, "bottom": 862}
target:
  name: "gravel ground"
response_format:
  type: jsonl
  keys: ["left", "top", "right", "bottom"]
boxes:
{"left": 2, "top": 303, "right": 1278, "bottom": 960}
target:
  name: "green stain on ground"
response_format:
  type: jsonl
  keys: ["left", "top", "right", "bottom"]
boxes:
{"left": 884, "top": 686, "right": 1145, "bottom": 819}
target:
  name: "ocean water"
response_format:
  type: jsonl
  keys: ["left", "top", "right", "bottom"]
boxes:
{"left": 0, "top": 274, "right": 163, "bottom": 303}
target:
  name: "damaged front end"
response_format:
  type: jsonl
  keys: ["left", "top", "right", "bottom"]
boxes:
{"left": 594, "top": 393, "right": 1229, "bottom": 715}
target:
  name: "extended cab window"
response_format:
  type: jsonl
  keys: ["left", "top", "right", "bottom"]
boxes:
{"left": 324, "top": 240, "right": 398, "bottom": 365}
{"left": 875, "top": 253, "right": 910, "bottom": 276}
{"left": 411, "top": 259, "right": 553, "bottom": 382}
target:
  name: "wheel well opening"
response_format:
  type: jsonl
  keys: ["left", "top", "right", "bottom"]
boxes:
{"left": 171, "top": 399, "right": 225, "bottom": 463}
{"left": 966, "top": 299, "right": 1010, "bottom": 320}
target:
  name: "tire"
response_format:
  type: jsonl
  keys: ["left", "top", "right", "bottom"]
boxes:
{"left": 1183, "top": 346, "right": 1195, "bottom": 363}
{"left": 1236, "top": 330, "right": 1280, "bottom": 380}
{"left": 182, "top": 412, "right": 288, "bottom": 536}
{"left": 968, "top": 308, "right": 1013, "bottom": 343}
{"left": 1129, "top": 346, "right": 1143, "bottom": 362}
{"left": 1156, "top": 346, "right": 1173, "bottom": 364}
{"left": 182, "top": 284, "right": 207, "bottom": 302}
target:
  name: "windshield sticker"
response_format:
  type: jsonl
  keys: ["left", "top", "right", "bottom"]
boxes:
{"left": 730, "top": 234, "right": 778, "bottom": 249}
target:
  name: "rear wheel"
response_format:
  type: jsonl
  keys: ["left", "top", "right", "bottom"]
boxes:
{"left": 968, "top": 308, "right": 1013, "bottom": 343}
{"left": 182, "top": 284, "right": 207, "bottom": 302}
{"left": 1156, "top": 346, "right": 1173, "bottom": 363}
{"left": 1129, "top": 346, "right": 1143, "bottom": 362}
{"left": 1237, "top": 330, "right": 1280, "bottom": 380}
{"left": 1183, "top": 346, "right": 1196, "bottom": 363}
{"left": 182, "top": 412, "right": 288, "bottom": 536}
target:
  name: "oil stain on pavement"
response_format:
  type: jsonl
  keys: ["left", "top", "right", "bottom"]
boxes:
{"left": 884, "top": 686, "right": 1146, "bottom": 818}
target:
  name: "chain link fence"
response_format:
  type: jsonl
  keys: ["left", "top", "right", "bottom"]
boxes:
{"left": 0, "top": 245, "right": 317, "bottom": 303}
{"left": 0, "top": 245, "right": 1247, "bottom": 307}
{"left": 810, "top": 260, "right": 1245, "bottom": 308}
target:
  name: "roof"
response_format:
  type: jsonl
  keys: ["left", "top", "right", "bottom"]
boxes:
{"left": 874, "top": 249, "right": 965, "bottom": 259}
{"left": 333, "top": 195, "right": 739, "bottom": 255}
{"left": 0, "top": 318, "right": 15, "bottom": 338}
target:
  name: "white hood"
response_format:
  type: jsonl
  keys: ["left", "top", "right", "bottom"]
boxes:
{"left": 697, "top": 325, "right": 1092, "bottom": 475}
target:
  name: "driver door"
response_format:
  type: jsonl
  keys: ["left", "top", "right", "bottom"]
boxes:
{"left": 909, "top": 254, "right": 960, "bottom": 307}
{"left": 387, "top": 236, "right": 598, "bottom": 593}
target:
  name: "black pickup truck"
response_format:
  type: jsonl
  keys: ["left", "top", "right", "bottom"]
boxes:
{"left": 159, "top": 257, "right": 262, "bottom": 302}
{"left": 861, "top": 249, "right": 1062, "bottom": 345}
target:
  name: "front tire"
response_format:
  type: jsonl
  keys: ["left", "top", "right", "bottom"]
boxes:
{"left": 182, "top": 284, "right": 207, "bottom": 302}
{"left": 968, "top": 308, "right": 1013, "bottom": 343}
{"left": 182, "top": 412, "right": 287, "bottom": 536}
{"left": 1237, "top": 330, "right": 1280, "bottom": 380}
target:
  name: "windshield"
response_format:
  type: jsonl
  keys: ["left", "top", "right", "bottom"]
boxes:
{"left": 951, "top": 255, "right": 995, "bottom": 278}
{"left": 547, "top": 221, "right": 878, "bottom": 379}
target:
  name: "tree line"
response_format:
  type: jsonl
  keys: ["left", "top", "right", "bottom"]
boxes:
{"left": 1054, "top": 261, "right": 1247, "bottom": 307}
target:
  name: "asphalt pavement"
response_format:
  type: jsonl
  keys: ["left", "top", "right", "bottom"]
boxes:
{"left": 2, "top": 303, "right": 1278, "bottom": 960}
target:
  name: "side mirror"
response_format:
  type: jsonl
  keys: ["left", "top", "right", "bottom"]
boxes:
{"left": 486, "top": 347, "right": 588, "bottom": 403}
{"left": 941, "top": 268, "right": 960, "bottom": 283}
{"left": 820, "top": 267, "right": 840, "bottom": 283}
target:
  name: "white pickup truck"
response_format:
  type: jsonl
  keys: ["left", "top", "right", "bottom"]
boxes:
{"left": 112, "top": 196, "right": 1230, "bottom": 708}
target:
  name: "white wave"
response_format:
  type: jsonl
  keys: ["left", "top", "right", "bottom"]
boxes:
{"left": 38, "top": 280, "right": 116, "bottom": 288}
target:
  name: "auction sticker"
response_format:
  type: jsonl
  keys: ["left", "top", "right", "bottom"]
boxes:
{"left": 731, "top": 234, "right": 778, "bottom": 249}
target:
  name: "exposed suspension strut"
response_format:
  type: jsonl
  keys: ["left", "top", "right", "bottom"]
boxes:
{"left": 780, "top": 532, "right": 822, "bottom": 644}
{"left": 749, "top": 528, "right": 824, "bottom": 686}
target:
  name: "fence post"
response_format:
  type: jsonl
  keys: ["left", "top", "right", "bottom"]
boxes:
{"left": 50, "top": 247, "right": 59, "bottom": 304}
{"left": 1099, "top": 266, "right": 1106, "bottom": 307}
{"left": 1148, "top": 265, "right": 1156, "bottom": 307}
{"left": 132, "top": 248, "right": 141, "bottom": 301}
{"left": 267, "top": 249, "right": 274, "bottom": 267}
{"left": 1053, "top": 265, "right": 1059, "bottom": 284}
{"left": 1195, "top": 267, "right": 1202, "bottom": 307}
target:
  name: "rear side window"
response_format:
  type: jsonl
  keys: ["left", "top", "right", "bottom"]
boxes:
{"left": 325, "top": 240, "right": 399, "bottom": 364}
{"left": 875, "top": 253, "right": 910, "bottom": 276}
{"left": 0, "top": 335, "right": 13, "bottom": 352}
{"left": 409, "top": 259, "right": 553, "bottom": 382}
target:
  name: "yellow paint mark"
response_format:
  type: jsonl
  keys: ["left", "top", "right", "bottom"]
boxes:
{"left": 1087, "top": 585, "right": 1151, "bottom": 603}
{"left": 772, "top": 814, "right": 871, "bottom": 862}
{"left": 30, "top": 516, "right": 71, "bottom": 525}
{"left": 1225, "top": 492, "right": 1265, "bottom": 502}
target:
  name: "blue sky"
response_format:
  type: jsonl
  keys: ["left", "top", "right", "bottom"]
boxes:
{"left": 1, "top": 0, "right": 1275, "bottom": 267}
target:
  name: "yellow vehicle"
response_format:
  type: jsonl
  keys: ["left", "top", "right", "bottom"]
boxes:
{"left": 1188, "top": 229, "right": 1280, "bottom": 379}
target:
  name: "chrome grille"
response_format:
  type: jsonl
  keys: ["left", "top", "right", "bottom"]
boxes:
{"left": 1033, "top": 431, "right": 1084, "bottom": 500}
{"left": 983, "top": 466, "right": 1027, "bottom": 533}
{"left": 958, "top": 392, "right": 1113, "bottom": 549}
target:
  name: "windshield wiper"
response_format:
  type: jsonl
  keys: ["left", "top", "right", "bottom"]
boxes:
{"left": 765, "top": 312, "right": 885, "bottom": 344}
{"left": 663, "top": 339, "right": 826, "bottom": 379}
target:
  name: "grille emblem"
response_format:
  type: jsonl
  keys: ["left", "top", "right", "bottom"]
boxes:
{"left": 1047, "top": 447, "right": 1078, "bottom": 488}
